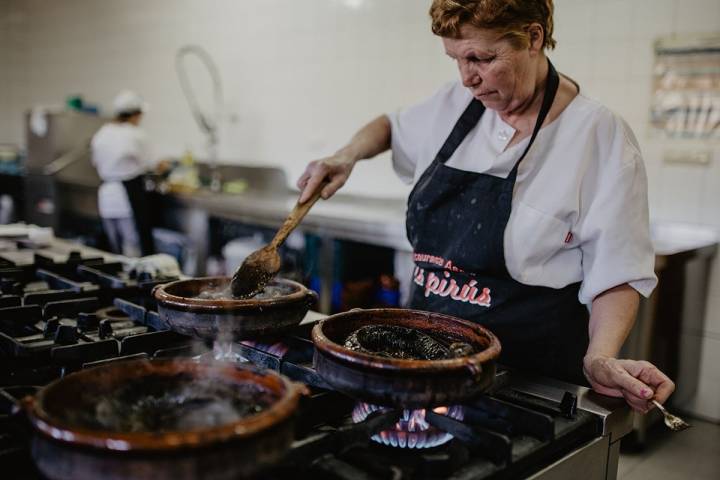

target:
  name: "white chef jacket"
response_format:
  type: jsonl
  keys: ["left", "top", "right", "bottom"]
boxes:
{"left": 388, "top": 81, "right": 657, "bottom": 305}
{"left": 90, "top": 123, "right": 149, "bottom": 219}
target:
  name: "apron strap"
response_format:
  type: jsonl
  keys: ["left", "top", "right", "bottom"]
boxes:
{"left": 122, "top": 176, "right": 155, "bottom": 256}
{"left": 508, "top": 59, "right": 560, "bottom": 179}
{"left": 434, "top": 58, "right": 560, "bottom": 177}
{"left": 436, "top": 99, "right": 485, "bottom": 164}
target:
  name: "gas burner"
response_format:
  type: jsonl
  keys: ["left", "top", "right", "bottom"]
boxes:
{"left": 95, "top": 306, "right": 130, "bottom": 322}
{"left": 240, "top": 340, "right": 290, "bottom": 357}
{"left": 212, "top": 341, "right": 249, "bottom": 363}
{"left": 352, "top": 403, "right": 464, "bottom": 449}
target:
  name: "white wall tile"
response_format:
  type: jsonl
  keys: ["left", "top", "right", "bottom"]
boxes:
{"left": 0, "top": 0, "right": 28, "bottom": 145}
{"left": 700, "top": 150, "right": 720, "bottom": 228}
{"left": 643, "top": 142, "right": 665, "bottom": 216}
{"left": 674, "top": 0, "right": 720, "bottom": 35}
{"left": 1, "top": 0, "right": 456, "bottom": 199}
{"left": 584, "top": 78, "right": 631, "bottom": 114}
{"left": 590, "top": 39, "right": 633, "bottom": 82}
{"left": 594, "top": 0, "right": 635, "bottom": 41}
{"left": 656, "top": 164, "right": 707, "bottom": 223}
{"left": 631, "top": 0, "right": 678, "bottom": 41}
{"left": 554, "top": 0, "right": 597, "bottom": 41}
{"left": 552, "top": 40, "right": 593, "bottom": 82}
{"left": 628, "top": 39, "right": 655, "bottom": 78}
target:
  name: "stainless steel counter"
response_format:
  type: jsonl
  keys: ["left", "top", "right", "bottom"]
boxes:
{"left": 151, "top": 184, "right": 409, "bottom": 313}
{"left": 57, "top": 169, "right": 718, "bottom": 315}
{"left": 56, "top": 162, "right": 717, "bottom": 259}
{"left": 163, "top": 187, "right": 411, "bottom": 251}
{"left": 152, "top": 182, "right": 720, "bottom": 260}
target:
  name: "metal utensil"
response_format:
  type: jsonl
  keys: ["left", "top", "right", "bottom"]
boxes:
{"left": 651, "top": 400, "right": 691, "bottom": 431}
{"left": 230, "top": 185, "right": 325, "bottom": 298}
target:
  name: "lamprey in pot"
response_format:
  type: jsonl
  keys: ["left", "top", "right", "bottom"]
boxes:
{"left": 312, "top": 308, "right": 501, "bottom": 408}
{"left": 345, "top": 324, "right": 475, "bottom": 360}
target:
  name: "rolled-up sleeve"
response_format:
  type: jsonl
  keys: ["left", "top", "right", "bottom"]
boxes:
{"left": 576, "top": 142, "right": 658, "bottom": 305}
{"left": 388, "top": 82, "right": 459, "bottom": 184}
{"left": 387, "top": 110, "right": 417, "bottom": 184}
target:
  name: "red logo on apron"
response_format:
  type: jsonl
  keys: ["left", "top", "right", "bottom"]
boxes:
{"left": 413, "top": 266, "right": 491, "bottom": 307}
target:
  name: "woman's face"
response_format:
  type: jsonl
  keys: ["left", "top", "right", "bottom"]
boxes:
{"left": 129, "top": 113, "right": 143, "bottom": 126}
{"left": 442, "top": 25, "right": 537, "bottom": 115}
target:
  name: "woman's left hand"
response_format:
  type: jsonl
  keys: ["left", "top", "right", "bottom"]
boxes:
{"left": 583, "top": 355, "right": 675, "bottom": 413}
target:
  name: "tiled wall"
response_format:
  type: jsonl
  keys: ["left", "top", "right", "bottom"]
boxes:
{"left": 1, "top": 0, "right": 718, "bottom": 418}
{"left": 0, "top": 0, "right": 27, "bottom": 143}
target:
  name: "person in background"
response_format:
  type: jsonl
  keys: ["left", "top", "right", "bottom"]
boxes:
{"left": 298, "top": 0, "right": 674, "bottom": 413}
{"left": 91, "top": 90, "right": 155, "bottom": 257}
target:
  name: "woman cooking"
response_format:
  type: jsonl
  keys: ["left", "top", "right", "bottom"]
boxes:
{"left": 298, "top": 0, "right": 674, "bottom": 413}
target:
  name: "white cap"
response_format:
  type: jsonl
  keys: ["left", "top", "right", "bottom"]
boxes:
{"left": 112, "top": 90, "right": 149, "bottom": 116}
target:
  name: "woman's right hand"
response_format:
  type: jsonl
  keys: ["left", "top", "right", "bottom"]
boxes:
{"left": 297, "top": 152, "right": 356, "bottom": 203}
{"left": 297, "top": 115, "right": 392, "bottom": 203}
{"left": 583, "top": 355, "right": 675, "bottom": 413}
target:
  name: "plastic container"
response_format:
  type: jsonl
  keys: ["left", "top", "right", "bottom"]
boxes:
{"left": 152, "top": 228, "right": 196, "bottom": 275}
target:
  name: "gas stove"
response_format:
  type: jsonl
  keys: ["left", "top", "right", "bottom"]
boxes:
{"left": 0, "top": 238, "right": 632, "bottom": 480}
{"left": 205, "top": 334, "right": 632, "bottom": 480}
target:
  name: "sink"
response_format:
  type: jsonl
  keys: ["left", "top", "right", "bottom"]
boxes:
{"left": 650, "top": 221, "right": 720, "bottom": 256}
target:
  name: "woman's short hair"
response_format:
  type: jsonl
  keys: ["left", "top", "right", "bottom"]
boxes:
{"left": 429, "top": 0, "right": 556, "bottom": 50}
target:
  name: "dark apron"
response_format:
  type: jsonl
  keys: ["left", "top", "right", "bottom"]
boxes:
{"left": 122, "top": 175, "right": 155, "bottom": 256}
{"left": 407, "top": 60, "right": 589, "bottom": 385}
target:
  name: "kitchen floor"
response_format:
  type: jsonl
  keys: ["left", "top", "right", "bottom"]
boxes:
{"left": 618, "top": 418, "right": 720, "bottom": 480}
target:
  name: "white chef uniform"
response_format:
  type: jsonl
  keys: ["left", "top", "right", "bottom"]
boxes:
{"left": 91, "top": 122, "right": 149, "bottom": 256}
{"left": 388, "top": 80, "right": 657, "bottom": 305}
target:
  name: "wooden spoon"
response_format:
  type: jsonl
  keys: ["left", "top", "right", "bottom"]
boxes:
{"left": 230, "top": 184, "right": 326, "bottom": 299}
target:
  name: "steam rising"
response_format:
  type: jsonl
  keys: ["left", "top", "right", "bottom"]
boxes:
{"left": 195, "top": 284, "right": 290, "bottom": 300}
{"left": 62, "top": 373, "right": 278, "bottom": 432}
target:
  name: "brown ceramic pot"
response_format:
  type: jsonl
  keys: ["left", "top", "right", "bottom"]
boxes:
{"left": 22, "top": 358, "right": 307, "bottom": 480}
{"left": 153, "top": 276, "right": 317, "bottom": 340}
{"left": 312, "top": 308, "right": 501, "bottom": 408}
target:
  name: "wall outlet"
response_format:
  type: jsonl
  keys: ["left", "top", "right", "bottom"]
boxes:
{"left": 663, "top": 150, "right": 712, "bottom": 166}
